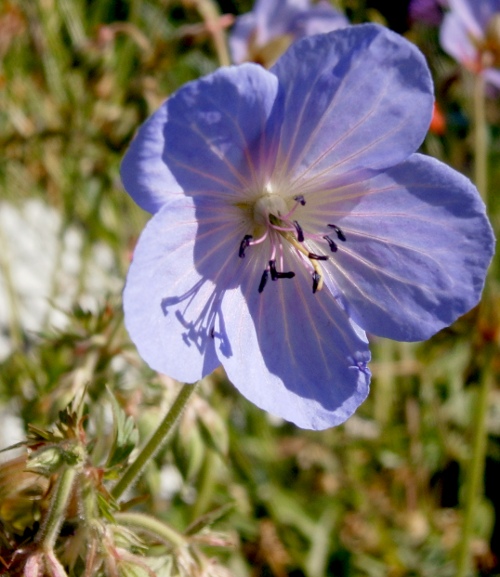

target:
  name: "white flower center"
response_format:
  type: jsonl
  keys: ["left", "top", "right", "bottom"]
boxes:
{"left": 253, "top": 192, "right": 289, "bottom": 226}
{"left": 238, "top": 193, "right": 347, "bottom": 294}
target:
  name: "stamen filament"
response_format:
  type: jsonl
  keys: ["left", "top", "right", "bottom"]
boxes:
{"left": 249, "top": 230, "right": 269, "bottom": 246}
{"left": 281, "top": 195, "right": 306, "bottom": 220}
{"left": 269, "top": 223, "right": 295, "bottom": 233}
{"left": 278, "top": 240, "right": 285, "bottom": 271}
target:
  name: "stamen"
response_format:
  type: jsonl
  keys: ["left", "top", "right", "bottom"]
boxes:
{"left": 323, "top": 235, "right": 338, "bottom": 252}
{"left": 312, "top": 271, "right": 321, "bottom": 294}
{"left": 251, "top": 193, "right": 333, "bottom": 294}
{"left": 293, "top": 220, "right": 304, "bottom": 242}
{"left": 327, "top": 224, "right": 346, "bottom": 242}
{"left": 258, "top": 270, "right": 269, "bottom": 293}
{"left": 269, "top": 222, "right": 296, "bottom": 234}
{"left": 269, "top": 214, "right": 294, "bottom": 234}
{"left": 249, "top": 230, "right": 269, "bottom": 246}
{"left": 239, "top": 234, "right": 253, "bottom": 258}
{"left": 281, "top": 195, "right": 306, "bottom": 221}
{"left": 269, "top": 260, "right": 295, "bottom": 280}
{"left": 269, "top": 260, "right": 278, "bottom": 281}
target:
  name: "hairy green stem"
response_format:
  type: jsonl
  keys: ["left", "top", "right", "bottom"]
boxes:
{"left": 111, "top": 383, "right": 197, "bottom": 501}
{"left": 115, "top": 511, "right": 188, "bottom": 548}
{"left": 37, "top": 465, "right": 77, "bottom": 551}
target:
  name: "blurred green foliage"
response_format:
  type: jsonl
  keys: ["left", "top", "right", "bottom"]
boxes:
{"left": 0, "top": 0, "right": 500, "bottom": 575}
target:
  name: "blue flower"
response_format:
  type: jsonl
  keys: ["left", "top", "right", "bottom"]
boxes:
{"left": 440, "top": 0, "right": 500, "bottom": 87}
{"left": 229, "top": 0, "right": 349, "bottom": 66}
{"left": 121, "top": 24, "right": 494, "bottom": 429}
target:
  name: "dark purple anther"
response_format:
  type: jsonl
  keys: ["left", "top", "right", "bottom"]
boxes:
{"left": 308, "top": 252, "right": 328, "bottom": 260}
{"left": 293, "top": 195, "right": 306, "bottom": 206}
{"left": 258, "top": 270, "right": 269, "bottom": 293}
{"left": 269, "top": 260, "right": 295, "bottom": 281}
{"left": 293, "top": 220, "right": 304, "bottom": 242}
{"left": 312, "top": 271, "right": 321, "bottom": 293}
{"left": 327, "top": 224, "right": 346, "bottom": 242}
{"left": 239, "top": 234, "right": 253, "bottom": 258}
{"left": 323, "top": 235, "right": 338, "bottom": 252}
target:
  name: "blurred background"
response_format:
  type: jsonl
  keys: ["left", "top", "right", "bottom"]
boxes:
{"left": 1, "top": 0, "right": 499, "bottom": 575}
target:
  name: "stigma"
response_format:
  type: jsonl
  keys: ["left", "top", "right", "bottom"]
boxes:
{"left": 238, "top": 192, "right": 347, "bottom": 294}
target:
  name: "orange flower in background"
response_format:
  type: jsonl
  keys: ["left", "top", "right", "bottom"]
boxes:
{"left": 430, "top": 101, "right": 447, "bottom": 135}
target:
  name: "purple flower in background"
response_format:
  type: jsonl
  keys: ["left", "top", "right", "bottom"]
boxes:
{"left": 121, "top": 24, "right": 494, "bottom": 430}
{"left": 229, "top": 0, "right": 349, "bottom": 65}
{"left": 440, "top": 0, "right": 500, "bottom": 86}
{"left": 409, "top": 0, "right": 448, "bottom": 26}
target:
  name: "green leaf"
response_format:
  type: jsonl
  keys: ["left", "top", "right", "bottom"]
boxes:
{"left": 106, "top": 386, "right": 139, "bottom": 469}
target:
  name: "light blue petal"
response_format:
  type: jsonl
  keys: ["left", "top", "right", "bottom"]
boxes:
{"left": 162, "top": 64, "right": 281, "bottom": 200}
{"left": 121, "top": 64, "right": 281, "bottom": 212}
{"left": 252, "top": 0, "right": 301, "bottom": 38}
{"left": 123, "top": 196, "right": 244, "bottom": 382}
{"left": 229, "top": 0, "right": 348, "bottom": 65}
{"left": 484, "top": 68, "right": 500, "bottom": 88}
{"left": 219, "top": 253, "right": 371, "bottom": 430}
{"left": 270, "top": 24, "right": 434, "bottom": 187}
{"left": 317, "top": 154, "right": 495, "bottom": 341}
{"left": 290, "top": 1, "right": 349, "bottom": 37}
{"left": 229, "top": 11, "right": 259, "bottom": 64}
{"left": 451, "top": 0, "right": 500, "bottom": 30}
{"left": 447, "top": 0, "right": 484, "bottom": 35}
{"left": 440, "top": 8, "right": 478, "bottom": 68}
{"left": 251, "top": 0, "right": 309, "bottom": 41}
{"left": 121, "top": 103, "right": 182, "bottom": 214}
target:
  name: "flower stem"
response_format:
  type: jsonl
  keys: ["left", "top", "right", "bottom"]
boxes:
{"left": 111, "top": 383, "right": 197, "bottom": 501}
{"left": 455, "top": 70, "right": 491, "bottom": 577}
{"left": 456, "top": 344, "right": 494, "bottom": 577}
{"left": 373, "top": 338, "right": 396, "bottom": 425}
{"left": 191, "top": 0, "right": 232, "bottom": 67}
{"left": 473, "top": 72, "right": 487, "bottom": 203}
{"left": 36, "top": 465, "right": 77, "bottom": 551}
{"left": 190, "top": 449, "right": 218, "bottom": 522}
